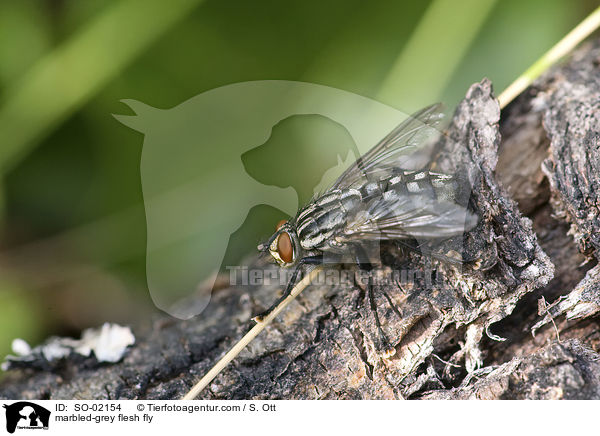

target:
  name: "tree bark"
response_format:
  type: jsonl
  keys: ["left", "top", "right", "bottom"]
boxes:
{"left": 3, "top": 39, "right": 600, "bottom": 400}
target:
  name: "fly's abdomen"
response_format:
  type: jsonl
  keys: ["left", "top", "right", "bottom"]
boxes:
{"left": 294, "top": 169, "right": 461, "bottom": 251}
{"left": 360, "top": 170, "right": 457, "bottom": 203}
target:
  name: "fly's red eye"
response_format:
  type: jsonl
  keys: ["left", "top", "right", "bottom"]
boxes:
{"left": 277, "top": 232, "right": 293, "bottom": 263}
{"left": 276, "top": 219, "right": 287, "bottom": 230}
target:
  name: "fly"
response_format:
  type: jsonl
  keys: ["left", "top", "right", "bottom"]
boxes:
{"left": 256, "top": 104, "right": 478, "bottom": 356}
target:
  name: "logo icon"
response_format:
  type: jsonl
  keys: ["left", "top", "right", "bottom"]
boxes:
{"left": 3, "top": 402, "right": 50, "bottom": 433}
{"left": 114, "top": 79, "right": 418, "bottom": 319}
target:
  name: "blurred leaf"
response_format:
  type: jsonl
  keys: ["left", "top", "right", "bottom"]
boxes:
{"left": 301, "top": 2, "right": 429, "bottom": 95}
{"left": 0, "top": 0, "right": 204, "bottom": 175}
{"left": 376, "top": 0, "right": 498, "bottom": 111}
{"left": 0, "top": 1, "right": 51, "bottom": 87}
{"left": 443, "top": 0, "right": 585, "bottom": 108}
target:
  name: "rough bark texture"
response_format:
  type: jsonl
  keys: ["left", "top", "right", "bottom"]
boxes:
{"left": 3, "top": 39, "right": 600, "bottom": 400}
{"left": 422, "top": 340, "right": 600, "bottom": 400}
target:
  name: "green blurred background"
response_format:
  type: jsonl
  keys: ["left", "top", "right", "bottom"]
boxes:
{"left": 0, "top": 0, "right": 595, "bottom": 363}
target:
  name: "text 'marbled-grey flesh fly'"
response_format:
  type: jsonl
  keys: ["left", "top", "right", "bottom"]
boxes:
{"left": 256, "top": 104, "right": 478, "bottom": 356}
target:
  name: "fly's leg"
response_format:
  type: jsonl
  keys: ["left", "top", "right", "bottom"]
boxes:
{"left": 253, "top": 255, "right": 323, "bottom": 322}
{"left": 382, "top": 289, "right": 403, "bottom": 319}
{"left": 368, "top": 278, "right": 396, "bottom": 358}
{"left": 353, "top": 245, "right": 396, "bottom": 358}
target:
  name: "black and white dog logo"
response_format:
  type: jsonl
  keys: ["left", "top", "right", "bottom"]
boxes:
{"left": 3, "top": 402, "right": 50, "bottom": 433}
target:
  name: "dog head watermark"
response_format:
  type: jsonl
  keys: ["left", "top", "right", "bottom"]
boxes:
{"left": 115, "top": 80, "right": 472, "bottom": 319}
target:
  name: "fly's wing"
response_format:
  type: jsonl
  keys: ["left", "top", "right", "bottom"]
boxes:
{"left": 331, "top": 104, "right": 444, "bottom": 190}
{"left": 337, "top": 189, "right": 478, "bottom": 243}
{"left": 328, "top": 103, "right": 476, "bottom": 243}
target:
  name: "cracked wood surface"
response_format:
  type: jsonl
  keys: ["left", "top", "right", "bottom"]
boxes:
{"left": 3, "top": 40, "right": 600, "bottom": 400}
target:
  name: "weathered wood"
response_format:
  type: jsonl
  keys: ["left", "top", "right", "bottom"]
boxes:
{"left": 3, "top": 39, "right": 600, "bottom": 400}
{"left": 422, "top": 340, "right": 600, "bottom": 400}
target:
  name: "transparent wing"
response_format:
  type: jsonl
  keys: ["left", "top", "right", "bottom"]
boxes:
{"left": 331, "top": 104, "right": 444, "bottom": 190}
{"left": 337, "top": 191, "right": 478, "bottom": 242}
{"left": 310, "top": 103, "right": 477, "bottom": 247}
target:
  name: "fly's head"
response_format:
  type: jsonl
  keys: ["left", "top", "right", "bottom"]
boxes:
{"left": 258, "top": 219, "right": 301, "bottom": 267}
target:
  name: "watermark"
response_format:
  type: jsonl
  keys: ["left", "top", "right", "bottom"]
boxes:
{"left": 115, "top": 80, "right": 471, "bottom": 319}
{"left": 3, "top": 402, "right": 51, "bottom": 433}
{"left": 226, "top": 265, "right": 451, "bottom": 291}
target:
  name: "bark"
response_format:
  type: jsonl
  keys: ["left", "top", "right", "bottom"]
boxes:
{"left": 3, "top": 39, "right": 600, "bottom": 400}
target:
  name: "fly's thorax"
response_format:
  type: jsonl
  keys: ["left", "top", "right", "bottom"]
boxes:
{"left": 295, "top": 189, "right": 362, "bottom": 251}
{"left": 267, "top": 223, "right": 303, "bottom": 267}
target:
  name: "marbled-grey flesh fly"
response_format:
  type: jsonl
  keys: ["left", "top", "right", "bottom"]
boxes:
{"left": 257, "top": 104, "right": 477, "bottom": 356}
